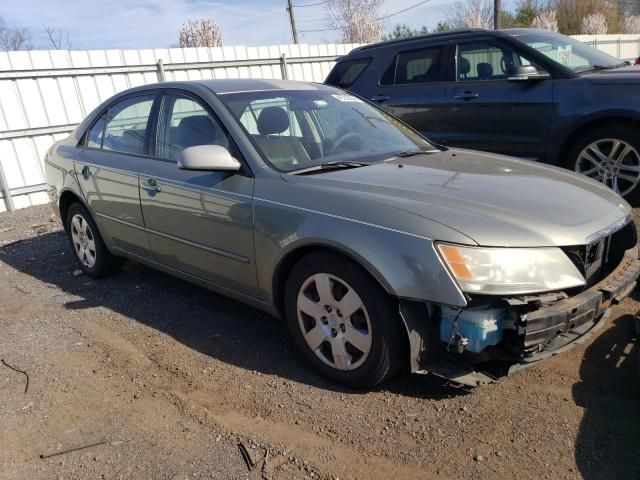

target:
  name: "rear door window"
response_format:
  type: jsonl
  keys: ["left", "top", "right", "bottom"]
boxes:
{"left": 381, "top": 45, "right": 450, "bottom": 85}
{"left": 326, "top": 58, "right": 371, "bottom": 88}
{"left": 100, "top": 95, "right": 155, "bottom": 155}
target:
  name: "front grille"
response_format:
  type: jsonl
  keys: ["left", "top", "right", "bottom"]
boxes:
{"left": 563, "top": 221, "right": 637, "bottom": 288}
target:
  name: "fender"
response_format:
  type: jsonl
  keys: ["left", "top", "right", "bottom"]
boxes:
{"left": 253, "top": 196, "right": 468, "bottom": 309}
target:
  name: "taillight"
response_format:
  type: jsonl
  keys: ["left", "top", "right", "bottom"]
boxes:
{"left": 635, "top": 57, "right": 640, "bottom": 65}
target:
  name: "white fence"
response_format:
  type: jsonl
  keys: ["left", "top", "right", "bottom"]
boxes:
{"left": 0, "top": 42, "right": 361, "bottom": 212}
{"left": 1, "top": 34, "right": 639, "bottom": 213}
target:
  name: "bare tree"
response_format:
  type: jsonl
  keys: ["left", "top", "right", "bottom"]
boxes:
{"left": 326, "top": 0, "right": 383, "bottom": 43}
{"left": 45, "top": 26, "right": 72, "bottom": 50}
{"left": 178, "top": 19, "right": 223, "bottom": 48}
{"left": 341, "top": 13, "right": 381, "bottom": 42}
{"left": 446, "top": 0, "right": 494, "bottom": 29}
{"left": 621, "top": 15, "right": 640, "bottom": 34}
{"left": 0, "top": 18, "right": 32, "bottom": 51}
{"left": 553, "top": 0, "right": 618, "bottom": 34}
{"left": 531, "top": 10, "right": 559, "bottom": 31}
{"left": 581, "top": 12, "right": 608, "bottom": 34}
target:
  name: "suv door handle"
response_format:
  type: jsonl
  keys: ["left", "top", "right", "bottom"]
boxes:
{"left": 141, "top": 178, "right": 161, "bottom": 193}
{"left": 81, "top": 165, "right": 91, "bottom": 179}
{"left": 453, "top": 91, "right": 479, "bottom": 100}
{"left": 370, "top": 94, "right": 390, "bottom": 102}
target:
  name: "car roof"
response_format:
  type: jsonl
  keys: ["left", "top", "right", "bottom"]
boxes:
{"left": 349, "top": 28, "right": 490, "bottom": 53}
{"left": 347, "top": 27, "right": 552, "bottom": 55}
{"left": 183, "top": 78, "right": 330, "bottom": 94}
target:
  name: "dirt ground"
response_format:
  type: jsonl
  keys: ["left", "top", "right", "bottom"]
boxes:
{"left": 0, "top": 204, "right": 638, "bottom": 480}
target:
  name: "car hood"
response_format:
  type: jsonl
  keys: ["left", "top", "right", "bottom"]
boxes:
{"left": 582, "top": 64, "right": 640, "bottom": 85}
{"left": 284, "top": 149, "right": 631, "bottom": 247}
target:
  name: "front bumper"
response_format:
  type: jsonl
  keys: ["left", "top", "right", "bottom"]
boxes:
{"left": 402, "top": 246, "right": 640, "bottom": 387}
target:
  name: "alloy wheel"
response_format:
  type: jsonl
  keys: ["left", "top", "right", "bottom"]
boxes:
{"left": 575, "top": 138, "right": 640, "bottom": 197}
{"left": 70, "top": 213, "right": 97, "bottom": 268}
{"left": 296, "top": 273, "right": 372, "bottom": 371}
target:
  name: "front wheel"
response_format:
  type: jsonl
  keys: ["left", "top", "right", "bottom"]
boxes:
{"left": 568, "top": 125, "right": 640, "bottom": 201}
{"left": 284, "top": 253, "right": 406, "bottom": 389}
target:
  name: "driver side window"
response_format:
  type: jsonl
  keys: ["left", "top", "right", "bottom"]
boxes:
{"left": 457, "top": 41, "right": 536, "bottom": 81}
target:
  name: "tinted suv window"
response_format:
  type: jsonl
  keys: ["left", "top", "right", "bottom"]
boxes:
{"left": 381, "top": 46, "right": 448, "bottom": 85}
{"left": 457, "top": 41, "right": 535, "bottom": 81}
{"left": 156, "top": 94, "right": 230, "bottom": 162}
{"left": 99, "top": 95, "right": 154, "bottom": 155}
{"left": 326, "top": 58, "right": 371, "bottom": 88}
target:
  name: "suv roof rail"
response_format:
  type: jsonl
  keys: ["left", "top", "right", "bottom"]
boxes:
{"left": 350, "top": 28, "right": 490, "bottom": 53}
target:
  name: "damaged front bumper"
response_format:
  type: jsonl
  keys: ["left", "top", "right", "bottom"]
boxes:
{"left": 401, "top": 246, "right": 640, "bottom": 387}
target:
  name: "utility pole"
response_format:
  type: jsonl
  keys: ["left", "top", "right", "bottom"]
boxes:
{"left": 494, "top": 0, "right": 501, "bottom": 29}
{"left": 287, "top": 0, "right": 299, "bottom": 44}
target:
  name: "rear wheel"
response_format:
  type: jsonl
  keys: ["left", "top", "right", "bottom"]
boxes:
{"left": 284, "top": 253, "right": 406, "bottom": 389}
{"left": 568, "top": 125, "right": 640, "bottom": 201}
{"left": 65, "top": 202, "right": 120, "bottom": 278}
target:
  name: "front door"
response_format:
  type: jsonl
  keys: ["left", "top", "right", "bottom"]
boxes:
{"left": 447, "top": 39, "right": 554, "bottom": 160}
{"left": 74, "top": 93, "right": 156, "bottom": 257}
{"left": 138, "top": 91, "right": 258, "bottom": 297}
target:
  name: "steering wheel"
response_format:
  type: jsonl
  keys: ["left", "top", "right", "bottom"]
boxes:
{"left": 329, "top": 132, "right": 364, "bottom": 155}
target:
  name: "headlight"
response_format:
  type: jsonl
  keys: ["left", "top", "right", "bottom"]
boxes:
{"left": 437, "top": 243, "right": 585, "bottom": 295}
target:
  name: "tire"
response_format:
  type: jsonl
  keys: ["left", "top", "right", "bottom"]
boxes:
{"left": 566, "top": 125, "right": 640, "bottom": 202}
{"left": 284, "top": 252, "right": 406, "bottom": 389}
{"left": 65, "top": 202, "right": 120, "bottom": 278}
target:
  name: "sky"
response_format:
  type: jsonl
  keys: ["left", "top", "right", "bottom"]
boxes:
{"left": 0, "top": 0, "right": 515, "bottom": 51}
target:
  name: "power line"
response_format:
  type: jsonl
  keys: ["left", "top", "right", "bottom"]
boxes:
{"left": 376, "top": 0, "right": 431, "bottom": 21}
{"left": 299, "top": 0, "right": 431, "bottom": 33}
{"left": 293, "top": 0, "right": 331, "bottom": 6}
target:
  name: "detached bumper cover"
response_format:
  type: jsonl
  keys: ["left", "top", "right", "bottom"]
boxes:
{"left": 406, "top": 247, "right": 640, "bottom": 387}
{"left": 521, "top": 246, "right": 640, "bottom": 360}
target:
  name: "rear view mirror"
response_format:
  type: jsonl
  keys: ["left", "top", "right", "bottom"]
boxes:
{"left": 507, "top": 65, "right": 550, "bottom": 82}
{"left": 178, "top": 145, "right": 241, "bottom": 171}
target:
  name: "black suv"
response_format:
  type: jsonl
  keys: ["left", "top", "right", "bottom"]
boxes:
{"left": 325, "top": 28, "right": 640, "bottom": 200}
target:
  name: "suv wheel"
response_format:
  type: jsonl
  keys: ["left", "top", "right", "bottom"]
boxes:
{"left": 284, "top": 253, "right": 405, "bottom": 389}
{"left": 568, "top": 125, "right": 640, "bottom": 201}
{"left": 65, "top": 202, "right": 120, "bottom": 278}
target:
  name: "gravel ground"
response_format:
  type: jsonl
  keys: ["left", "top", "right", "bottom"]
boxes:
{"left": 0, "top": 204, "right": 639, "bottom": 480}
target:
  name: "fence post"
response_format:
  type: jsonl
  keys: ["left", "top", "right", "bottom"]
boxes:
{"left": 618, "top": 38, "right": 621, "bottom": 59}
{"left": 0, "top": 160, "right": 15, "bottom": 211}
{"left": 156, "top": 59, "right": 166, "bottom": 82}
{"left": 280, "top": 53, "right": 288, "bottom": 80}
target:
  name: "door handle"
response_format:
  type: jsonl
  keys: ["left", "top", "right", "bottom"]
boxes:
{"left": 81, "top": 165, "right": 91, "bottom": 179}
{"left": 141, "top": 178, "right": 161, "bottom": 193}
{"left": 453, "top": 92, "right": 479, "bottom": 100}
{"left": 370, "top": 94, "right": 390, "bottom": 102}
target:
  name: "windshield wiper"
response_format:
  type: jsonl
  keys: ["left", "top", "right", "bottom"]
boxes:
{"left": 395, "top": 149, "right": 426, "bottom": 158}
{"left": 293, "top": 160, "right": 369, "bottom": 175}
{"left": 580, "top": 61, "right": 630, "bottom": 72}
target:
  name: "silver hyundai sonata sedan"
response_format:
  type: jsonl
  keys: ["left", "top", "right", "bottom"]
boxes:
{"left": 45, "top": 79, "right": 640, "bottom": 389}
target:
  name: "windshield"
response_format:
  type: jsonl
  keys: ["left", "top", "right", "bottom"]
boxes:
{"left": 511, "top": 30, "right": 621, "bottom": 73}
{"left": 219, "top": 89, "right": 435, "bottom": 172}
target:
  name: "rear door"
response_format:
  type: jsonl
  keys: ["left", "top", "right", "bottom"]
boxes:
{"left": 75, "top": 93, "right": 157, "bottom": 257}
{"left": 446, "top": 38, "right": 554, "bottom": 160}
{"left": 136, "top": 90, "right": 258, "bottom": 297}
{"left": 364, "top": 43, "right": 454, "bottom": 145}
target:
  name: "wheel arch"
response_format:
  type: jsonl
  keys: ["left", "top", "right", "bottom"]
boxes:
{"left": 272, "top": 242, "right": 395, "bottom": 320}
{"left": 58, "top": 188, "right": 90, "bottom": 232}
{"left": 555, "top": 113, "right": 640, "bottom": 167}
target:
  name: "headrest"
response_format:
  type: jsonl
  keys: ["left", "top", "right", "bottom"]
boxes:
{"left": 176, "top": 115, "right": 222, "bottom": 148}
{"left": 458, "top": 57, "right": 470, "bottom": 76}
{"left": 257, "top": 106, "right": 290, "bottom": 135}
{"left": 477, "top": 62, "right": 493, "bottom": 79}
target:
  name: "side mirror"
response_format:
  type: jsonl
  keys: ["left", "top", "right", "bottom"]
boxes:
{"left": 507, "top": 65, "right": 550, "bottom": 82}
{"left": 178, "top": 145, "right": 241, "bottom": 172}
